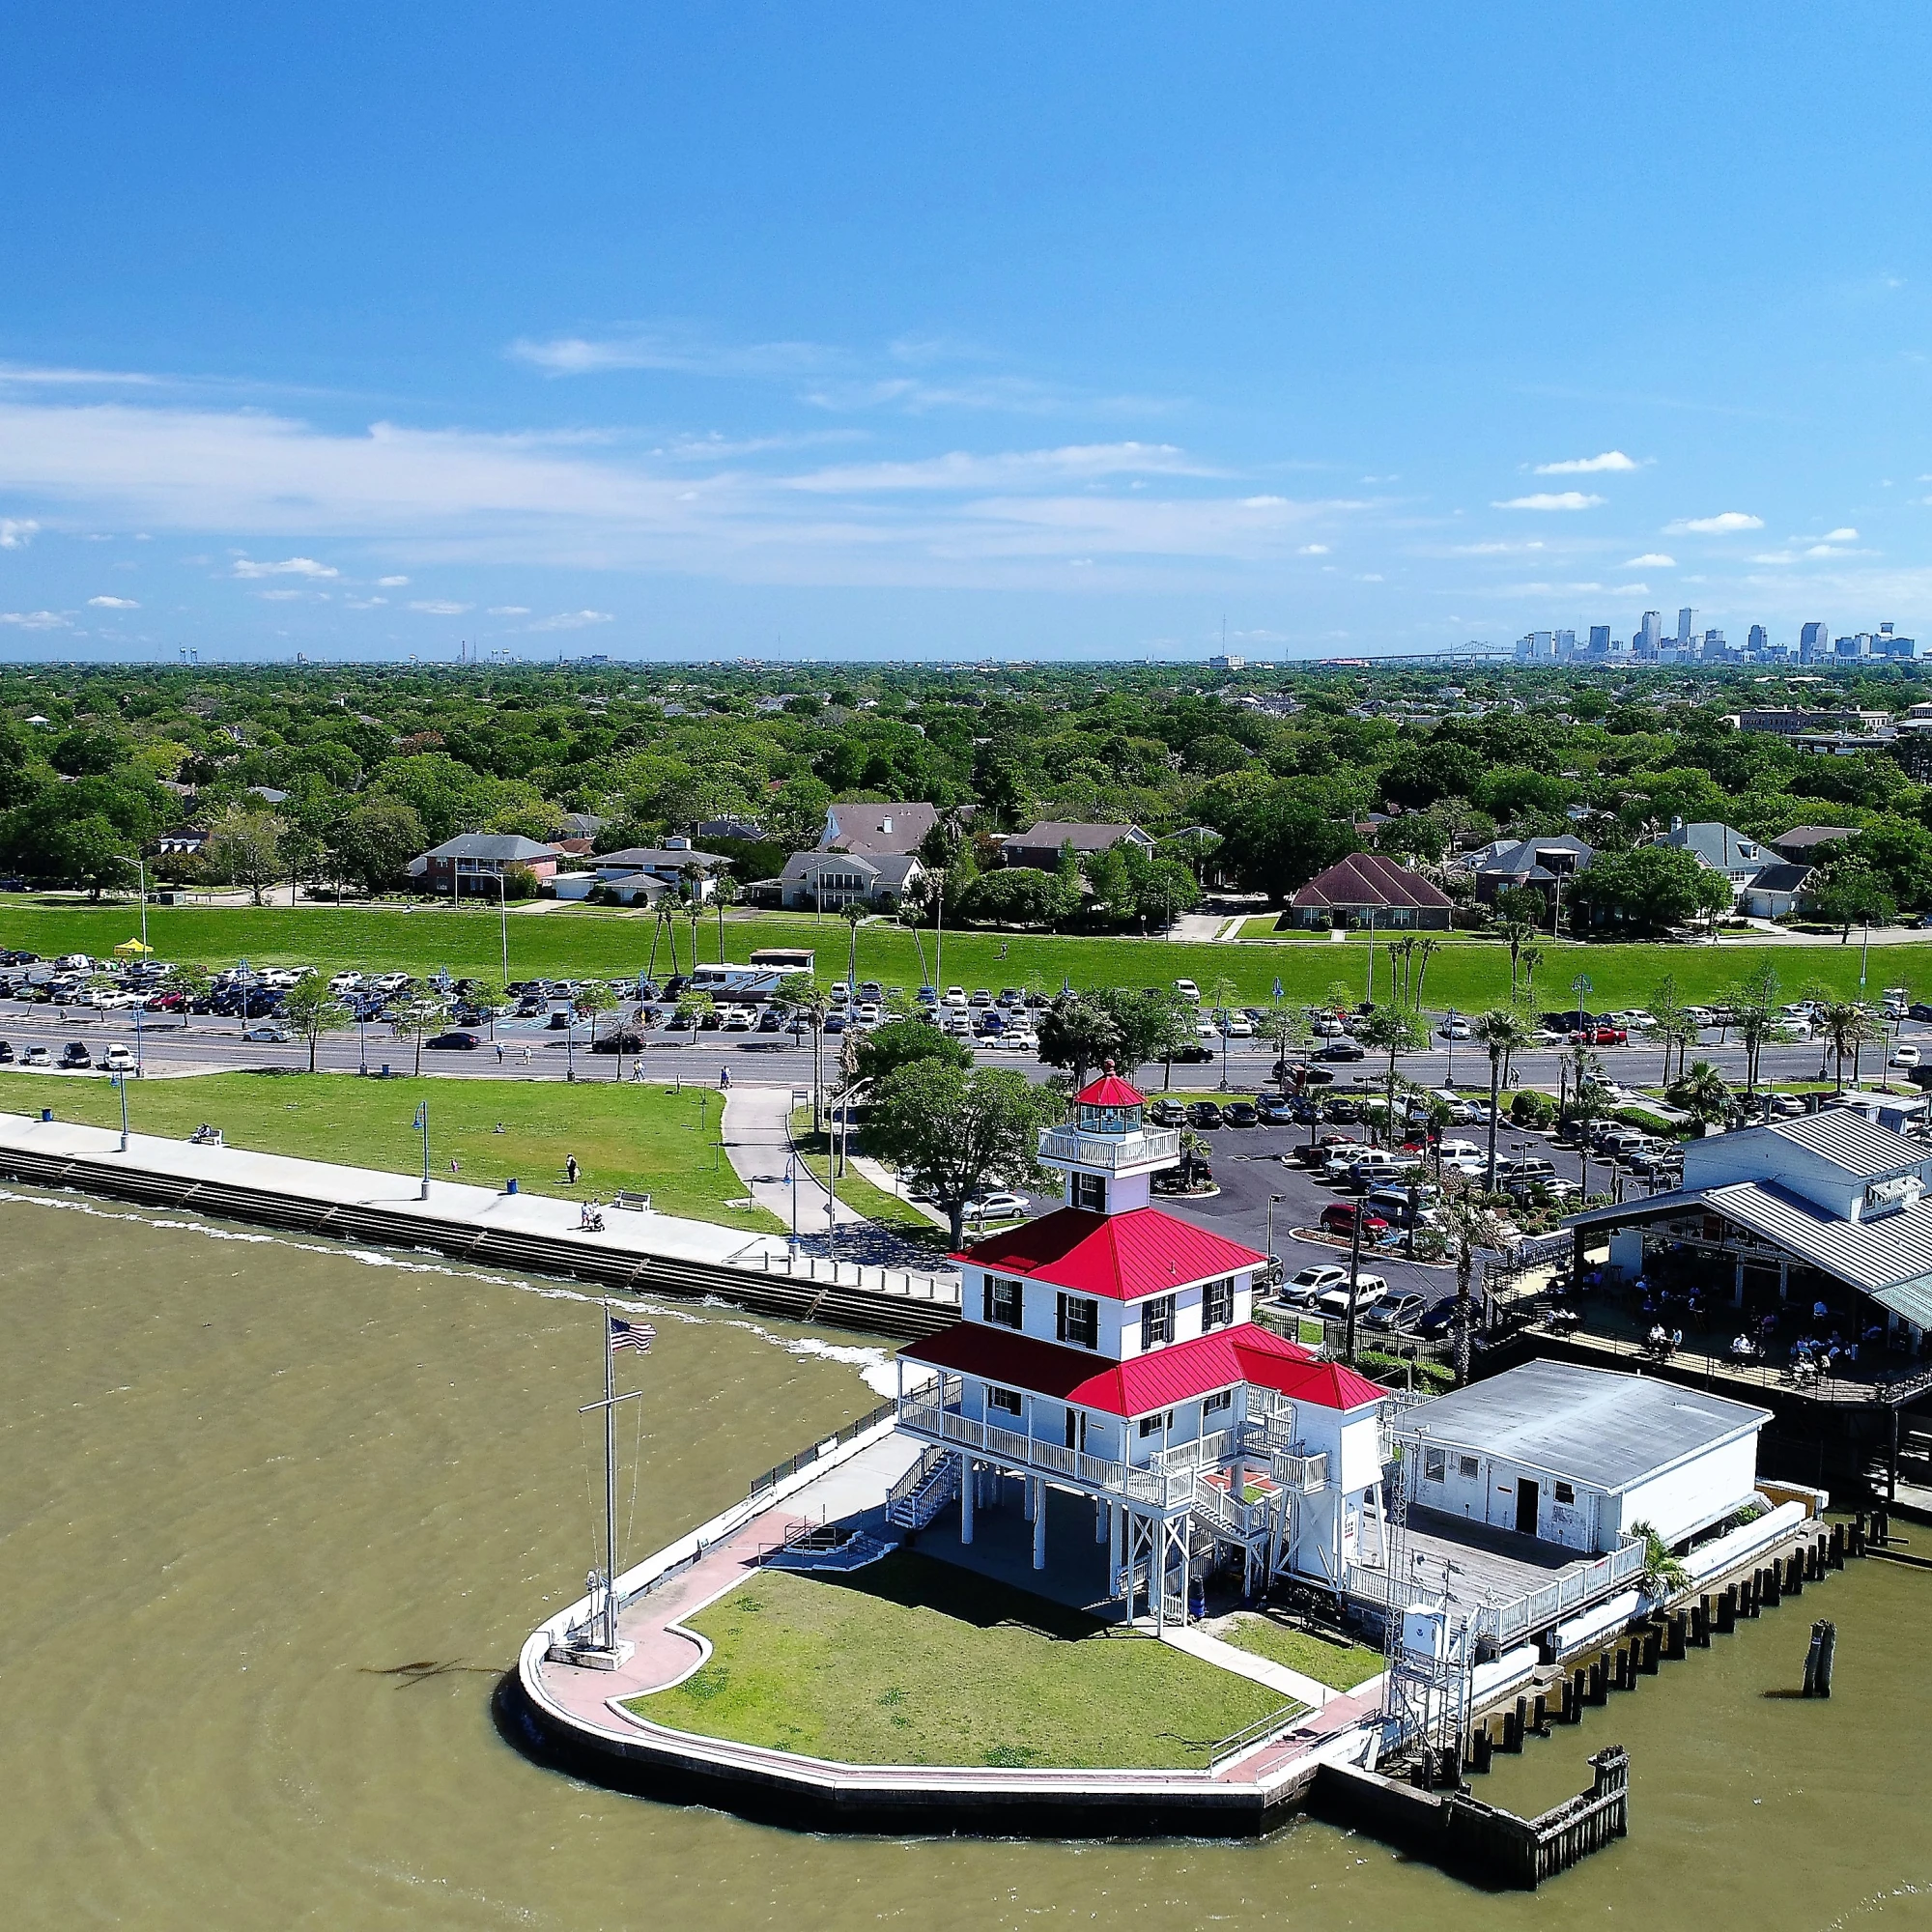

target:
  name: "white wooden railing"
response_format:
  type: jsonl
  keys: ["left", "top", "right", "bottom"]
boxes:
{"left": 1037, "top": 1125, "right": 1181, "bottom": 1170}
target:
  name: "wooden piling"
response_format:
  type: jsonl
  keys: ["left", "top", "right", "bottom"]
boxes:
{"left": 1829, "top": 1522, "right": 1845, "bottom": 1569}
{"left": 1665, "top": 1610, "right": 1687, "bottom": 1660}
{"left": 1764, "top": 1561, "right": 1781, "bottom": 1607}
{"left": 1690, "top": 1599, "right": 1710, "bottom": 1647}
{"left": 1816, "top": 1621, "right": 1836, "bottom": 1696}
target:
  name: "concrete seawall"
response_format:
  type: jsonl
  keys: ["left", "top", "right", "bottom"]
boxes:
{"left": 0, "top": 1112, "right": 959, "bottom": 1339}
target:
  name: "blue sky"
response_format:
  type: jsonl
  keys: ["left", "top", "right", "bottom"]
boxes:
{"left": 4, "top": 4, "right": 1932, "bottom": 663}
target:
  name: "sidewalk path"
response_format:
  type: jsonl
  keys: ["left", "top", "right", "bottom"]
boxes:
{"left": 848, "top": 1153, "right": 951, "bottom": 1229}
{"left": 722, "top": 1084, "right": 865, "bottom": 1235}
{"left": 1158, "top": 1624, "right": 1333, "bottom": 1708}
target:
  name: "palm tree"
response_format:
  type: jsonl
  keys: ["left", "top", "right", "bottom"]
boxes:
{"left": 841, "top": 898, "right": 867, "bottom": 987}
{"left": 1411, "top": 936, "right": 1442, "bottom": 1012}
{"left": 1666, "top": 1058, "right": 1730, "bottom": 1135}
{"left": 1357, "top": 1005, "right": 1428, "bottom": 1150}
{"left": 711, "top": 873, "right": 740, "bottom": 962}
{"left": 1500, "top": 916, "right": 1536, "bottom": 996}
{"left": 1389, "top": 935, "right": 1417, "bottom": 1008}
{"left": 775, "top": 978, "right": 832, "bottom": 1131}
{"left": 1520, "top": 944, "right": 1547, "bottom": 1008}
{"left": 1474, "top": 1007, "right": 1534, "bottom": 1191}
{"left": 1816, "top": 1001, "right": 1873, "bottom": 1094}
{"left": 1443, "top": 1192, "right": 1491, "bottom": 1384}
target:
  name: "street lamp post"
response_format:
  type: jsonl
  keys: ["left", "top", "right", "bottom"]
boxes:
{"left": 414, "top": 1101, "right": 430, "bottom": 1200}
{"left": 113, "top": 1071, "right": 129, "bottom": 1151}
{"left": 1266, "top": 1193, "right": 1285, "bottom": 1279}
{"left": 498, "top": 872, "right": 510, "bottom": 987}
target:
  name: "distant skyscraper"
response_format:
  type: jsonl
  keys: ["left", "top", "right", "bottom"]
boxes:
{"left": 1589, "top": 624, "right": 1611, "bottom": 656}
{"left": 1747, "top": 623, "right": 1769, "bottom": 655}
{"left": 1554, "top": 628, "right": 1577, "bottom": 659}
{"left": 1636, "top": 611, "right": 1663, "bottom": 659}
{"left": 1800, "top": 620, "right": 1830, "bottom": 664}
{"left": 1677, "top": 607, "right": 1695, "bottom": 644}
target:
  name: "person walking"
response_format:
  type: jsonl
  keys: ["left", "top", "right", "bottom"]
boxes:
{"left": 495, "top": 1041, "right": 504, "bottom": 1065}
{"left": 565, "top": 1152, "right": 580, "bottom": 1185}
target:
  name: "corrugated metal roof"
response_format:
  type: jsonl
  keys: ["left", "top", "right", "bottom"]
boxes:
{"left": 898, "top": 1320, "right": 1383, "bottom": 1418}
{"left": 958, "top": 1206, "right": 1266, "bottom": 1301}
{"left": 1401, "top": 1360, "right": 1769, "bottom": 1492}
{"left": 1771, "top": 1111, "right": 1925, "bottom": 1177}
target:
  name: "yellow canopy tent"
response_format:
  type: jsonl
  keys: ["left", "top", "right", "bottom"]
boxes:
{"left": 112, "top": 939, "right": 155, "bottom": 956}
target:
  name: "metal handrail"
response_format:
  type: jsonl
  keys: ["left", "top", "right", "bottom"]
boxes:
{"left": 1208, "top": 1701, "right": 1306, "bottom": 1771}
{"left": 897, "top": 1398, "right": 1195, "bottom": 1507}
{"left": 1037, "top": 1125, "right": 1182, "bottom": 1170}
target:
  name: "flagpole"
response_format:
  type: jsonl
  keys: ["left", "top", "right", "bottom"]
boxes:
{"left": 602, "top": 1295, "right": 618, "bottom": 1652}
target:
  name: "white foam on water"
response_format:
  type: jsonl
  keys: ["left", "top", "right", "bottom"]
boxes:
{"left": 0, "top": 1182, "right": 901, "bottom": 1393}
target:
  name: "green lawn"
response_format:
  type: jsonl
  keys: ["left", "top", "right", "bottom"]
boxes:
{"left": 631, "top": 1551, "right": 1283, "bottom": 1769}
{"left": 787, "top": 1104, "right": 948, "bottom": 1248}
{"left": 0, "top": 1068, "right": 779, "bottom": 1232}
{"left": 0, "top": 894, "right": 1918, "bottom": 1012}
{"left": 1216, "top": 1612, "right": 1386, "bottom": 1690}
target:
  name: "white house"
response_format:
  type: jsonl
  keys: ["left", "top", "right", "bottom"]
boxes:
{"left": 1396, "top": 1359, "right": 1769, "bottom": 1554}
{"left": 895, "top": 1068, "right": 1389, "bottom": 1622}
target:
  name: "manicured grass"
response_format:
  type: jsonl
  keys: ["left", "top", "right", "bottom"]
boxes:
{"left": 1, "top": 895, "right": 1921, "bottom": 1013}
{"left": 0, "top": 1068, "right": 779, "bottom": 1232}
{"left": 787, "top": 1105, "right": 948, "bottom": 1248}
{"left": 1217, "top": 1612, "right": 1386, "bottom": 1690}
{"left": 631, "top": 1551, "right": 1282, "bottom": 1769}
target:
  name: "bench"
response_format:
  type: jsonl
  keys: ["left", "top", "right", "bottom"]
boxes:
{"left": 611, "top": 1189, "right": 653, "bottom": 1212}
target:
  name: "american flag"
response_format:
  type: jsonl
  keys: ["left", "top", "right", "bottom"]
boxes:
{"left": 609, "top": 1314, "right": 655, "bottom": 1354}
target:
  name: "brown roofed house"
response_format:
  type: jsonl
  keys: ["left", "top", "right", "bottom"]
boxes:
{"left": 1288, "top": 852, "right": 1454, "bottom": 930}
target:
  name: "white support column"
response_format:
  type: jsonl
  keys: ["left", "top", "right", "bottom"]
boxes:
{"left": 1109, "top": 1499, "right": 1124, "bottom": 1594}
{"left": 1022, "top": 1474, "right": 1037, "bottom": 1523}
{"left": 1033, "top": 1484, "right": 1048, "bottom": 1571}
{"left": 1094, "top": 1496, "right": 1108, "bottom": 1542}
{"left": 959, "top": 1453, "right": 975, "bottom": 1545}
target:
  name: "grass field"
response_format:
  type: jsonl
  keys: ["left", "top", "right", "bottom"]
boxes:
{"left": 631, "top": 1551, "right": 1282, "bottom": 1769}
{"left": 0, "top": 894, "right": 1918, "bottom": 1013}
{"left": 1216, "top": 1612, "right": 1386, "bottom": 1690}
{"left": 0, "top": 1068, "right": 780, "bottom": 1231}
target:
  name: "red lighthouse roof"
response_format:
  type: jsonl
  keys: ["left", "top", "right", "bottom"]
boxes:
{"left": 1073, "top": 1068, "right": 1145, "bottom": 1107}
{"left": 956, "top": 1205, "right": 1265, "bottom": 1301}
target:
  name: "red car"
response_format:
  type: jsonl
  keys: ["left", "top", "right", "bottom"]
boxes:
{"left": 1320, "top": 1203, "right": 1390, "bottom": 1238}
{"left": 1587, "top": 1025, "right": 1628, "bottom": 1045}
{"left": 144, "top": 990, "right": 185, "bottom": 1011}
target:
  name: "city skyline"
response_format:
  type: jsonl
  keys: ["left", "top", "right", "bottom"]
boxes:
{"left": 6, "top": 7, "right": 1932, "bottom": 662}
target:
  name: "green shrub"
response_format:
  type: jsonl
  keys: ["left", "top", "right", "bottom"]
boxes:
{"left": 1510, "top": 1089, "right": 1557, "bottom": 1127}
{"left": 1358, "top": 1351, "right": 1455, "bottom": 1392}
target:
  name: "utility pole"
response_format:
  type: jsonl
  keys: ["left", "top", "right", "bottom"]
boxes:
{"left": 498, "top": 872, "right": 510, "bottom": 987}
{"left": 414, "top": 1100, "right": 430, "bottom": 1200}
{"left": 1343, "top": 1200, "right": 1365, "bottom": 1366}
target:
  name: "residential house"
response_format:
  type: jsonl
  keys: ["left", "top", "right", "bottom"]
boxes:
{"left": 586, "top": 836, "right": 730, "bottom": 901}
{"left": 410, "top": 834, "right": 560, "bottom": 895}
{"left": 819, "top": 802, "right": 945, "bottom": 857}
{"left": 696, "top": 814, "right": 765, "bottom": 842}
{"left": 154, "top": 827, "right": 211, "bottom": 858}
{"left": 1739, "top": 863, "right": 1813, "bottom": 919}
{"left": 776, "top": 848, "right": 923, "bottom": 912}
{"left": 1658, "top": 818, "right": 1766, "bottom": 893}
{"left": 1288, "top": 852, "right": 1455, "bottom": 930}
{"left": 1769, "top": 826, "right": 1859, "bottom": 863}
{"left": 999, "top": 821, "right": 1156, "bottom": 871}
{"left": 1471, "top": 834, "right": 1593, "bottom": 919}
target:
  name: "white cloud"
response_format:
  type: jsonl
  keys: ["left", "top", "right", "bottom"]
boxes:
{"left": 258, "top": 588, "right": 304, "bottom": 601}
{"left": 232, "top": 554, "right": 338, "bottom": 579}
{"left": 1624, "top": 553, "right": 1675, "bottom": 568}
{"left": 510, "top": 331, "right": 835, "bottom": 379}
{"left": 1822, "top": 526, "right": 1859, "bottom": 542}
{"left": 344, "top": 596, "right": 387, "bottom": 609}
{"left": 1533, "top": 450, "right": 1637, "bottom": 474}
{"left": 409, "top": 599, "right": 471, "bottom": 615}
{"left": 0, "top": 610, "right": 68, "bottom": 629}
{"left": 527, "top": 609, "right": 612, "bottom": 631}
{"left": 786, "top": 442, "right": 1209, "bottom": 495}
{"left": 488, "top": 605, "right": 530, "bottom": 615}
{"left": 0, "top": 518, "right": 38, "bottom": 548}
{"left": 376, "top": 574, "right": 410, "bottom": 586}
{"left": 1447, "top": 539, "right": 1544, "bottom": 554}
{"left": 0, "top": 361, "right": 159, "bottom": 388}
{"left": 87, "top": 595, "right": 139, "bottom": 609}
{"left": 1664, "top": 511, "right": 1763, "bottom": 533}
{"left": 1750, "top": 552, "right": 1796, "bottom": 565}
{"left": 1492, "top": 492, "right": 1605, "bottom": 511}
{"left": 1298, "top": 543, "right": 1330, "bottom": 555}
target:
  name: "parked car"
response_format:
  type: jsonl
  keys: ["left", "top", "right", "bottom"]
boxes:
{"left": 242, "top": 1024, "right": 293, "bottom": 1043}
{"left": 426, "top": 1031, "right": 482, "bottom": 1051}
{"left": 0, "top": 1040, "right": 12, "bottom": 1063}
{"left": 1220, "top": 1013, "right": 1255, "bottom": 1038}
{"left": 1891, "top": 1045, "right": 1921, "bottom": 1068}
{"left": 101, "top": 1044, "right": 137, "bottom": 1072}
{"left": 1282, "top": 1263, "right": 1350, "bottom": 1306}
{"left": 1321, "top": 1037, "right": 1367, "bottom": 1062}
{"left": 1319, "top": 1202, "right": 1390, "bottom": 1238}
{"left": 1222, "top": 1099, "right": 1259, "bottom": 1128}
{"left": 59, "top": 1041, "right": 92, "bottom": 1067}
{"left": 1313, "top": 1274, "right": 1389, "bottom": 1320}
{"left": 1256, "top": 1094, "right": 1295, "bottom": 1124}
{"left": 964, "top": 1192, "right": 1029, "bottom": 1222}
{"left": 1174, "top": 978, "right": 1201, "bottom": 1002}
{"left": 1149, "top": 1098, "right": 1186, "bottom": 1127}
{"left": 1436, "top": 1018, "right": 1473, "bottom": 1040}
{"left": 1361, "top": 1291, "right": 1426, "bottom": 1333}
{"left": 1186, "top": 1099, "right": 1224, "bottom": 1129}
{"left": 21, "top": 1043, "right": 50, "bottom": 1065}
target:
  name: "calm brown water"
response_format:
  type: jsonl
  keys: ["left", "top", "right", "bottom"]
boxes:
{"left": 3, "top": 1187, "right": 1928, "bottom": 1931}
